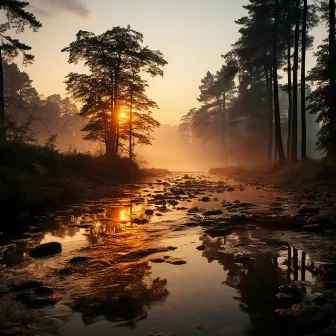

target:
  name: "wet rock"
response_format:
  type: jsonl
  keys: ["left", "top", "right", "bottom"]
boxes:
{"left": 234, "top": 253, "right": 251, "bottom": 262}
{"left": 169, "top": 259, "right": 187, "bottom": 265}
{"left": 188, "top": 207, "right": 200, "bottom": 213}
{"left": 132, "top": 218, "right": 149, "bottom": 224}
{"left": 171, "top": 188, "right": 185, "bottom": 195}
{"left": 25, "top": 296, "right": 57, "bottom": 309}
{"left": 269, "top": 207, "right": 285, "bottom": 212}
{"left": 35, "top": 286, "right": 54, "bottom": 296}
{"left": 201, "top": 196, "right": 211, "bottom": 202}
{"left": 168, "top": 200, "right": 179, "bottom": 206}
{"left": 150, "top": 258, "right": 166, "bottom": 263}
{"left": 145, "top": 209, "right": 155, "bottom": 216}
{"left": 29, "top": 242, "right": 62, "bottom": 258}
{"left": 154, "top": 194, "right": 165, "bottom": 200}
{"left": 196, "top": 245, "right": 206, "bottom": 251}
{"left": 279, "top": 284, "right": 303, "bottom": 295}
{"left": 276, "top": 292, "right": 302, "bottom": 304}
{"left": 297, "top": 306, "right": 328, "bottom": 328}
{"left": 303, "top": 224, "right": 323, "bottom": 232}
{"left": 79, "top": 224, "right": 94, "bottom": 229}
{"left": 11, "top": 238, "right": 31, "bottom": 244}
{"left": 12, "top": 281, "right": 44, "bottom": 291}
{"left": 59, "top": 267, "right": 72, "bottom": 276}
{"left": 184, "top": 222, "right": 200, "bottom": 227}
{"left": 70, "top": 256, "right": 93, "bottom": 265}
{"left": 206, "top": 228, "right": 231, "bottom": 237}
{"left": 200, "top": 220, "right": 217, "bottom": 227}
{"left": 298, "top": 206, "right": 321, "bottom": 215}
{"left": 166, "top": 246, "right": 177, "bottom": 251}
{"left": 203, "top": 209, "right": 223, "bottom": 216}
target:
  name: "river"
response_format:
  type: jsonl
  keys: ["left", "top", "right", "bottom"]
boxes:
{"left": 1, "top": 173, "right": 336, "bottom": 336}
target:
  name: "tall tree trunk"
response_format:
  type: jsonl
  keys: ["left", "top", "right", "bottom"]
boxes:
{"left": 291, "top": 0, "right": 300, "bottom": 162}
{"left": 222, "top": 91, "right": 228, "bottom": 165}
{"left": 112, "top": 53, "right": 122, "bottom": 156}
{"left": 301, "top": 0, "right": 308, "bottom": 160}
{"left": 129, "top": 89, "right": 134, "bottom": 161}
{"left": 0, "top": 48, "right": 6, "bottom": 145}
{"left": 273, "top": 0, "right": 286, "bottom": 164}
{"left": 329, "top": 0, "right": 336, "bottom": 157}
{"left": 266, "top": 67, "right": 273, "bottom": 162}
{"left": 286, "top": 0, "right": 293, "bottom": 158}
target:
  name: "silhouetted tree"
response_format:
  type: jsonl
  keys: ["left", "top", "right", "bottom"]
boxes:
{"left": 308, "top": 0, "right": 336, "bottom": 158}
{"left": 63, "top": 26, "right": 167, "bottom": 157}
{"left": 0, "top": 0, "right": 41, "bottom": 144}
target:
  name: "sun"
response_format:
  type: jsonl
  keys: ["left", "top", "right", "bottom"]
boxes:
{"left": 119, "top": 112, "right": 127, "bottom": 120}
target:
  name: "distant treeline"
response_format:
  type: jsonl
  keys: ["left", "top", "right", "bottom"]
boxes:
{"left": 180, "top": 0, "right": 336, "bottom": 165}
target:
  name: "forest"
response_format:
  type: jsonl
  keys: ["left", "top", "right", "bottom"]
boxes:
{"left": 2, "top": 2, "right": 336, "bottom": 336}
{"left": 180, "top": 0, "right": 336, "bottom": 167}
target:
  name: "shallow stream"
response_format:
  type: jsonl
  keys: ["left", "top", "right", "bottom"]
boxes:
{"left": 1, "top": 173, "right": 336, "bottom": 336}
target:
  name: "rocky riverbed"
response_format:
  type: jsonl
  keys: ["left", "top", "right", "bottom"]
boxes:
{"left": 1, "top": 172, "right": 336, "bottom": 336}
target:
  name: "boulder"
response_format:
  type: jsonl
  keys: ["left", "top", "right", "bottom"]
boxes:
{"left": 69, "top": 256, "right": 93, "bottom": 265}
{"left": 201, "top": 197, "right": 211, "bottom": 202}
{"left": 12, "top": 281, "right": 43, "bottom": 291}
{"left": 303, "top": 224, "right": 323, "bottom": 232}
{"left": 298, "top": 206, "right": 320, "bottom": 215}
{"left": 206, "top": 228, "right": 231, "bottom": 237}
{"left": 203, "top": 209, "right": 223, "bottom": 216}
{"left": 29, "top": 242, "right": 62, "bottom": 258}
{"left": 145, "top": 209, "right": 155, "bottom": 215}
{"left": 132, "top": 218, "right": 149, "bottom": 224}
{"left": 25, "top": 296, "right": 57, "bottom": 309}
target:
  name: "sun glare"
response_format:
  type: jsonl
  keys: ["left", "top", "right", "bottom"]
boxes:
{"left": 119, "top": 112, "right": 127, "bottom": 120}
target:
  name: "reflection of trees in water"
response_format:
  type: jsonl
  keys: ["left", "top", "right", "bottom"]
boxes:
{"left": 200, "top": 232, "right": 314, "bottom": 336}
{"left": 63, "top": 201, "right": 170, "bottom": 328}
{"left": 70, "top": 261, "right": 169, "bottom": 328}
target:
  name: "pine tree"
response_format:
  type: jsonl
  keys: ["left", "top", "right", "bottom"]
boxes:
{"left": 0, "top": 1, "right": 41, "bottom": 144}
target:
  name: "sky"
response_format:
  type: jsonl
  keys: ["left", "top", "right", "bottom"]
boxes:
{"left": 19, "top": 0, "right": 328, "bottom": 125}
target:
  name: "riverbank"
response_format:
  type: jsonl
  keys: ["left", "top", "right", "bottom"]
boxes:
{"left": 210, "top": 161, "right": 336, "bottom": 202}
{"left": 0, "top": 142, "right": 169, "bottom": 226}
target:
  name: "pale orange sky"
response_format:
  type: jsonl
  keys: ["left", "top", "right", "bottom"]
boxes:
{"left": 20, "top": 0, "right": 326, "bottom": 125}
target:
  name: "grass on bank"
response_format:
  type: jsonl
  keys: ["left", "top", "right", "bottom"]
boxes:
{"left": 209, "top": 159, "right": 336, "bottom": 182}
{"left": 0, "top": 142, "right": 139, "bottom": 215}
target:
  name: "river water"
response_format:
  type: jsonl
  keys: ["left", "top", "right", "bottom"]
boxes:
{"left": 1, "top": 173, "right": 336, "bottom": 336}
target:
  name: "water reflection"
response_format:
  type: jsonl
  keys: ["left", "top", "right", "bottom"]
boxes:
{"left": 69, "top": 262, "right": 169, "bottom": 328}
{"left": 200, "top": 231, "right": 335, "bottom": 336}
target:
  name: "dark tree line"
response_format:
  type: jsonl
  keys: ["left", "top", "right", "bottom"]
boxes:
{"left": 3, "top": 61, "right": 89, "bottom": 150}
{"left": 180, "top": 0, "right": 335, "bottom": 164}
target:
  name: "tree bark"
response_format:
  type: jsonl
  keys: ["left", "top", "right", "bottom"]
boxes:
{"left": 273, "top": 0, "right": 286, "bottom": 164}
{"left": 112, "top": 52, "right": 122, "bottom": 156}
{"left": 291, "top": 0, "right": 300, "bottom": 162}
{"left": 0, "top": 48, "right": 6, "bottom": 145}
{"left": 222, "top": 91, "right": 228, "bottom": 165}
{"left": 329, "top": 0, "right": 336, "bottom": 155}
{"left": 286, "top": 0, "right": 293, "bottom": 158}
{"left": 301, "top": 0, "right": 308, "bottom": 160}
{"left": 266, "top": 67, "right": 273, "bottom": 162}
{"left": 129, "top": 88, "right": 134, "bottom": 161}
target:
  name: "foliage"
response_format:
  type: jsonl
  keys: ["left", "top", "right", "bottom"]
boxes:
{"left": 63, "top": 26, "right": 167, "bottom": 158}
